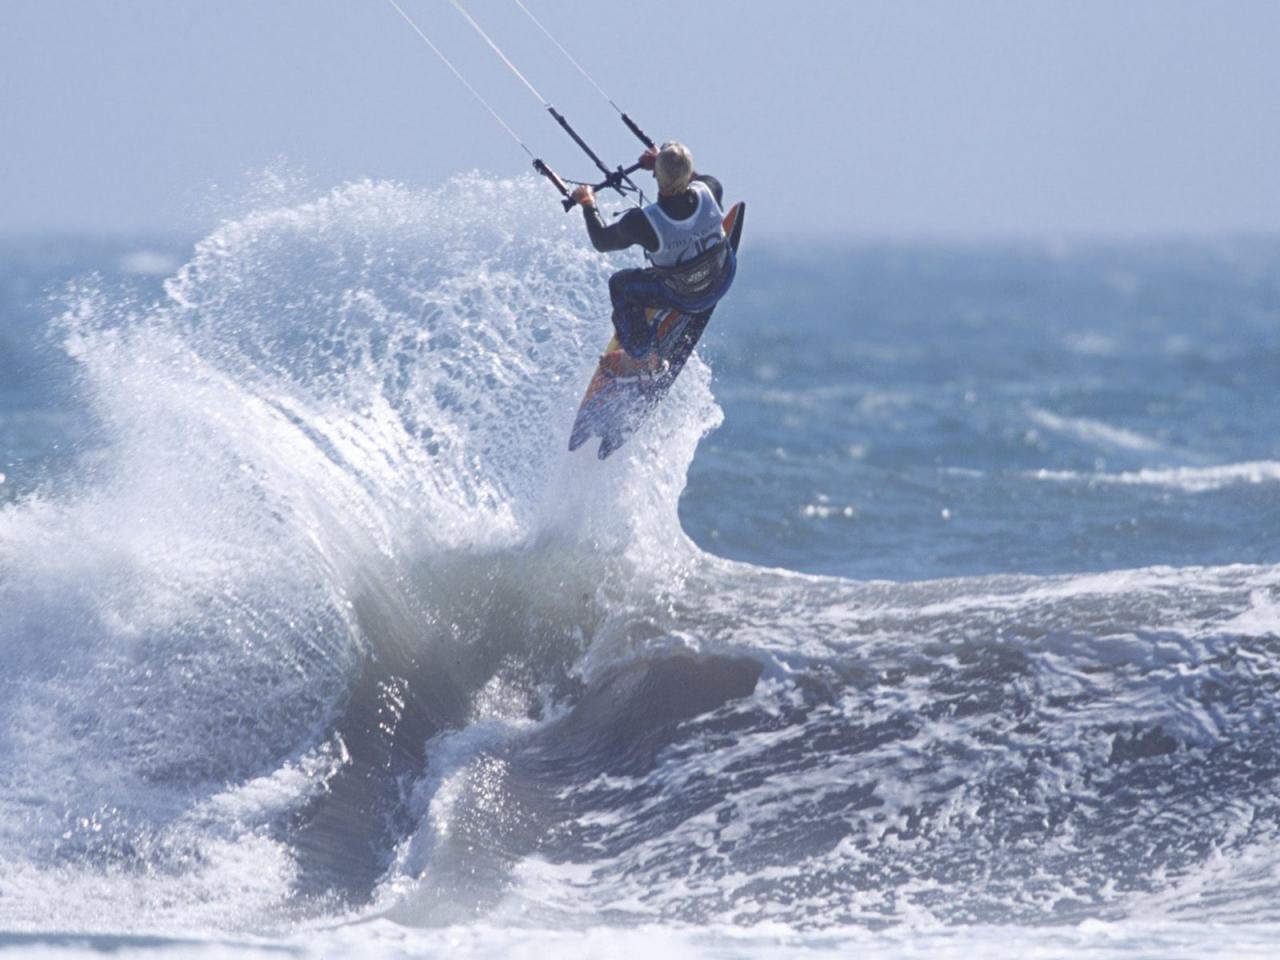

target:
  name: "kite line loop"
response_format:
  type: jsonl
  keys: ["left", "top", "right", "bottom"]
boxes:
{"left": 384, "top": 0, "right": 657, "bottom": 210}
{"left": 447, "top": 0, "right": 550, "bottom": 107}
{"left": 384, "top": 0, "right": 534, "bottom": 158}
{"left": 510, "top": 0, "right": 656, "bottom": 150}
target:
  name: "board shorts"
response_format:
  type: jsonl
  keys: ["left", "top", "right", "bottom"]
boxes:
{"left": 607, "top": 247, "right": 737, "bottom": 359}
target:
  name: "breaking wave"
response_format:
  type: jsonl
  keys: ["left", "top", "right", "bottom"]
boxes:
{"left": 1030, "top": 461, "right": 1280, "bottom": 493}
{"left": 1, "top": 176, "right": 1278, "bottom": 938}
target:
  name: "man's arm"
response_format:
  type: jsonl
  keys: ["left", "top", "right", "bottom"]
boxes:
{"left": 582, "top": 205, "right": 658, "bottom": 254}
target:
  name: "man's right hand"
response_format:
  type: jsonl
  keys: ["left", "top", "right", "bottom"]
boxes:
{"left": 638, "top": 147, "right": 658, "bottom": 171}
{"left": 570, "top": 185, "right": 596, "bottom": 208}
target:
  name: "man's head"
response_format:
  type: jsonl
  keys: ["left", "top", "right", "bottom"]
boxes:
{"left": 655, "top": 141, "right": 694, "bottom": 196}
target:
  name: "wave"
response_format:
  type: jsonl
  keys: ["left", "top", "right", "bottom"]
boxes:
{"left": 2, "top": 176, "right": 1279, "bottom": 936}
{"left": 1030, "top": 461, "right": 1280, "bottom": 493}
{"left": 0, "top": 174, "right": 719, "bottom": 930}
{"left": 1027, "top": 408, "right": 1168, "bottom": 454}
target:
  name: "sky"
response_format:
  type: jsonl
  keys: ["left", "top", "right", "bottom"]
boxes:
{"left": 2, "top": 0, "right": 1278, "bottom": 240}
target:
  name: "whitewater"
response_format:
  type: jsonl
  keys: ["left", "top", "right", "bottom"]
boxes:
{"left": 2, "top": 176, "right": 1279, "bottom": 958}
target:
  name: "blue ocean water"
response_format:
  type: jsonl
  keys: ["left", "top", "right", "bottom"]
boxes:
{"left": 1, "top": 178, "right": 1279, "bottom": 958}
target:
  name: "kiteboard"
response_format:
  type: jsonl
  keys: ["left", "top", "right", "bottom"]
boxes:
{"left": 568, "top": 201, "right": 746, "bottom": 459}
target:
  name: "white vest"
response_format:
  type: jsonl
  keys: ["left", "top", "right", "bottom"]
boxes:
{"left": 643, "top": 181, "right": 726, "bottom": 269}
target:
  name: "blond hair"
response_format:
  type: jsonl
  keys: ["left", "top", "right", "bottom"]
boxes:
{"left": 655, "top": 141, "right": 694, "bottom": 194}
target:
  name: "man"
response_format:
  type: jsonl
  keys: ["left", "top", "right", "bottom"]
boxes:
{"left": 570, "top": 141, "right": 737, "bottom": 364}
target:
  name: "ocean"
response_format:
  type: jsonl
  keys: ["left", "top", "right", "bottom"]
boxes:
{"left": 1, "top": 175, "right": 1279, "bottom": 958}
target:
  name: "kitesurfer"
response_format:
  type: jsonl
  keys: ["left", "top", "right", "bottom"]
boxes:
{"left": 570, "top": 141, "right": 736, "bottom": 362}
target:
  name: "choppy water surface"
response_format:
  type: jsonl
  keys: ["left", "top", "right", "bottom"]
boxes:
{"left": 1, "top": 178, "right": 1278, "bottom": 958}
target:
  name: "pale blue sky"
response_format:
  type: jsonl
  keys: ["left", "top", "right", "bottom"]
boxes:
{"left": 2, "top": 0, "right": 1278, "bottom": 239}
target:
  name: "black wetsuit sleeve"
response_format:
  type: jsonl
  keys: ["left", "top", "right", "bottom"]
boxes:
{"left": 583, "top": 206, "right": 659, "bottom": 254}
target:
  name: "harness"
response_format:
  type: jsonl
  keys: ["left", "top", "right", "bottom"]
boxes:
{"left": 652, "top": 240, "right": 732, "bottom": 300}
{"left": 643, "top": 181, "right": 731, "bottom": 301}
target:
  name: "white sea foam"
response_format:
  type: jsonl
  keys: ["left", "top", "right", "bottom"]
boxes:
{"left": 1031, "top": 460, "right": 1280, "bottom": 492}
{"left": 0, "top": 173, "right": 721, "bottom": 933}
{"left": 1027, "top": 408, "right": 1165, "bottom": 453}
{"left": 4, "top": 176, "right": 1279, "bottom": 947}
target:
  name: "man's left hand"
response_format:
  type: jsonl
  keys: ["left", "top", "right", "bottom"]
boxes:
{"left": 570, "top": 185, "right": 596, "bottom": 208}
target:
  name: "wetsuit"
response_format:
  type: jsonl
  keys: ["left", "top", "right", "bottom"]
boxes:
{"left": 581, "top": 174, "right": 736, "bottom": 358}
